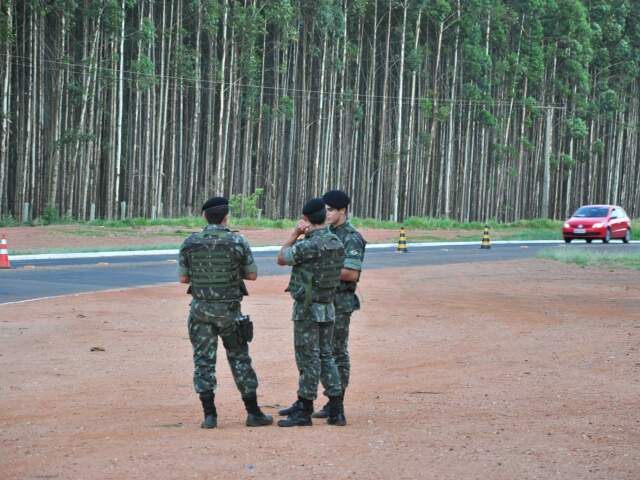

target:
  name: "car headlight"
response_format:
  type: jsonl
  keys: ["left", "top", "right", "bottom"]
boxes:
{"left": 564, "top": 222, "right": 570, "bottom": 228}
{"left": 592, "top": 223, "right": 603, "bottom": 229}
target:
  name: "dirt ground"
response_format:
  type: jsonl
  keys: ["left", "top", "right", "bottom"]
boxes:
{"left": 1, "top": 260, "right": 639, "bottom": 480}
{"left": 3, "top": 225, "right": 476, "bottom": 253}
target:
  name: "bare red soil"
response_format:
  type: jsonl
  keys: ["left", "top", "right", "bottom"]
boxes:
{"left": 1, "top": 260, "right": 639, "bottom": 479}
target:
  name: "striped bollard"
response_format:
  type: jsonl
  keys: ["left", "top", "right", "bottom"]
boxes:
{"left": 397, "top": 227, "right": 408, "bottom": 253}
{"left": 480, "top": 225, "right": 491, "bottom": 249}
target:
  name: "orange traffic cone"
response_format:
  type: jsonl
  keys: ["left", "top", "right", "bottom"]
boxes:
{"left": 0, "top": 234, "right": 11, "bottom": 269}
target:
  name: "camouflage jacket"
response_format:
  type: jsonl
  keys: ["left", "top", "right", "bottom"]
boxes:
{"left": 178, "top": 224, "right": 257, "bottom": 303}
{"left": 330, "top": 221, "right": 366, "bottom": 313}
{"left": 282, "top": 226, "right": 345, "bottom": 322}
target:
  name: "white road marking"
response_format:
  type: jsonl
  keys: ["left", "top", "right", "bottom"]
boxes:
{"left": 0, "top": 282, "right": 175, "bottom": 306}
{"left": 10, "top": 240, "right": 574, "bottom": 261}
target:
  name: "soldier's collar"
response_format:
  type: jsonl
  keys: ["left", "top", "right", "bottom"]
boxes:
{"left": 331, "top": 220, "right": 351, "bottom": 232}
{"left": 305, "top": 225, "right": 329, "bottom": 238}
{"left": 202, "top": 224, "right": 230, "bottom": 232}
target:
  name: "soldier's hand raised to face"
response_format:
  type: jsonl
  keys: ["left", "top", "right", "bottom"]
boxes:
{"left": 294, "top": 219, "right": 310, "bottom": 236}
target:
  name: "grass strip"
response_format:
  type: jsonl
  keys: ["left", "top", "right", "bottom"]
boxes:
{"left": 538, "top": 248, "right": 640, "bottom": 271}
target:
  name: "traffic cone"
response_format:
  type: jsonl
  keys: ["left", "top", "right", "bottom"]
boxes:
{"left": 480, "top": 225, "right": 491, "bottom": 249}
{"left": 397, "top": 227, "right": 408, "bottom": 253}
{"left": 0, "top": 234, "right": 11, "bottom": 269}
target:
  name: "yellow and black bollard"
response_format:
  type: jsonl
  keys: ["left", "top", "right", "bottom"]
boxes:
{"left": 397, "top": 227, "right": 408, "bottom": 253}
{"left": 480, "top": 225, "right": 491, "bottom": 249}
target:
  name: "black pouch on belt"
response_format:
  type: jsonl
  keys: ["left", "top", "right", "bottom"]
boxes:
{"left": 236, "top": 315, "right": 254, "bottom": 343}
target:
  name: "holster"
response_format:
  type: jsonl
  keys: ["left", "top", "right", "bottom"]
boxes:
{"left": 236, "top": 315, "right": 254, "bottom": 343}
{"left": 240, "top": 280, "right": 249, "bottom": 296}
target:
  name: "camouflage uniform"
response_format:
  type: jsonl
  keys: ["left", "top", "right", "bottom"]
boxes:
{"left": 179, "top": 224, "right": 259, "bottom": 397}
{"left": 330, "top": 221, "right": 366, "bottom": 390}
{"left": 282, "top": 227, "right": 345, "bottom": 400}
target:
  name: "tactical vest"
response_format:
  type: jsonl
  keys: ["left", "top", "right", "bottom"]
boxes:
{"left": 287, "top": 232, "right": 344, "bottom": 305}
{"left": 186, "top": 229, "right": 244, "bottom": 301}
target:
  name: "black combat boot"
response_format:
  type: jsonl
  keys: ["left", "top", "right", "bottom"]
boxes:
{"left": 326, "top": 395, "right": 346, "bottom": 426}
{"left": 314, "top": 390, "right": 345, "bottom": 419}
{"left": 311, "top": 400, "right": 330, "bottom": 419}
{"left": 277, "top": 397, "right": 313, "bottom": 427}
{"left": 199, "top": 392, "right": 217, "bottom": 429}
{"left": 278, "top": 396, "right": 305, "bottom": 416}
{"left": 242, "top": 394, "right": 273, "bottom": 427}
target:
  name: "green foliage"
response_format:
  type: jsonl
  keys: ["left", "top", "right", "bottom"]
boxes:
{"left": 131, "top": 55, "right": 156, "bottom": 89}
{"left": 200, "top": 0, "right": 220, "bottom": 35}
{"left": 592, "top": 139, "right": 605, "bottom": 156}
{"left": 560, "top": 153, "right": 575, "bottom": 171}
{"left": 478, "top": 109, "right": 497, "bottom": 128}
{"left": 425, "top": 0, "right": 452, "bottom": 24}
{"left": 521, "top": 137, "right": 534, "bottom": 153}
{"left": 406, "top": 42, "right": 423, "bottom": 73}
{"left": 34, "top": 206, "right": 74, "bottom": 226}
{"left": 276, "top": 96, "right": 294, "bottom": 119}
{"left": 229, "top": 189, "right": 264, "bottom": 218}
{"left": 436, "top": 105, "right": 450, "bottom": 121}
{"left": 596, "top": 89, "right": 618, "bottom": 114}
{"left": 0, "top": 7, "right": 16, "bottom": 45}
{"left": 264, "top": 0, "right": 297, "bottom": 40}
{"left": 137, "top": 17, "right": 156, "bottom": 46}
{"left": 56, "top": 128, "right": 95, "bottom": 148}
{"left": 67, "top": 80, "right": 85, "bottom": 106}
{"left": 420, "top": 98, "right": 433, "bottom": 122}
{"left": 0, "top": 215, "right": 20, "bottom": 227}
{"left": 175, "top": 45, "right": 198, "bottom": 82}
{"left": 566, "top": 116, "right": 588, "bottom": 139}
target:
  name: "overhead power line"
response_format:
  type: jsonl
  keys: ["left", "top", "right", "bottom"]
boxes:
{"left": 2, "top": 52, "right": 568, "bottom": 110}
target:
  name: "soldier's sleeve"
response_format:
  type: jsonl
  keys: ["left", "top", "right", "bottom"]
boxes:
{"left": 342, "top": 233, "right": 365, "bottom": 271}
{"left": 240, "top": 237, "right": 258, "bottom": 275}
{"left": 177, "top": 239, "right": 191, "bottom": 277}
{"left": 281, "top": 239, "right": 308, "bottom": 266}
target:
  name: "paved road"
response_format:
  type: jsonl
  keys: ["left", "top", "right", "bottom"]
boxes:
{"left": 2, "top": 242, "right": 639, "bottom": 304}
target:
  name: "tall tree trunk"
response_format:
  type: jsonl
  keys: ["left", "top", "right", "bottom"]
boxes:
{"left": 215, "top": 0, "right": 228, "bottom": 196}
{"left": 392, "top": 1, "right": 407, "bottom": 222}
{"left": 0, "top": 0, "right": 13, "bottom": 213}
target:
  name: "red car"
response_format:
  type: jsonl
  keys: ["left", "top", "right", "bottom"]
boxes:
{"left": 563, "top": 205, "right": 632, "bottom": 243}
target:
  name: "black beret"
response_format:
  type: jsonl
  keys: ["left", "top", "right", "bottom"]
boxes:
{"left": 201, "top": 196, "right": 229, "bottom": 212}
{"left": 322, "top": 190, "right": 350, "bottom": 209}
{"left": 302, "top": 198, "right": 325, "bottom": 216}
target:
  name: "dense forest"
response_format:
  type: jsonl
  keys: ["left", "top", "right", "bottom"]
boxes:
{"left": 1, "top": 0, "right": 639, "bottom": 222}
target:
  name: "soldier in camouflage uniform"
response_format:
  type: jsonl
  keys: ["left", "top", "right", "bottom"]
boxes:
{"left": 178, "top": 196, "right": 273, "bottom": 429}
{"left": 276, "top": 198, "right": 347, "bottom": 427}
{"left": 311, "top": 190, "right": 366, "bottom": 421}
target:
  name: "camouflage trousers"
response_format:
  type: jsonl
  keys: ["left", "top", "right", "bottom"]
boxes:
{"left": 332, "top": 311, "right": 352, "bottom": 390}
{"left": 292, "top": 303, "right": 342, "bottom": 400}
{"left": 187, "top": 300, "right": 258, "bottom": 397}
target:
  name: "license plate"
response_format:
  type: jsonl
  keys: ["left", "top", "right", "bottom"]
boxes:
{"left": 574, "top": 228, "right": 586, "bottom": 234}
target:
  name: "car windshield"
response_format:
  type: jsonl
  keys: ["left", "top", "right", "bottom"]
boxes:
{"left": 573, "top": 207, "right": 609, "bottom": 218}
